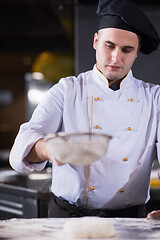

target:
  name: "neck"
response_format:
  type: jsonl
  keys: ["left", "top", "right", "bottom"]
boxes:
{"left": 108, "top": 78, "right": 123, "bottom": 87}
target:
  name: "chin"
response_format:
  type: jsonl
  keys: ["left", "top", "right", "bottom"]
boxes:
{"left": 105, "top": 74, "right": 121, "bottom": 81}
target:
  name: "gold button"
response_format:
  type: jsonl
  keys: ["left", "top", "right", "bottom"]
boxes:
{"left": 127, "top": 127, "right": 131, "bottom": 131}
{"left": 120, "top": 188, "right": 124, "bottom": 192}
{"left": 95, "top": 97, "right": 100, "bottom": 101}
{"left": 129, "top": 98, "right": 133, "bottom": 102}
{"left": 123, "top": 157, "right": 128, "bottom": 162}
{"left": 95, "top": 125, "right": 99, "bottom": 129}
{"left": 91, "top": 186, "right": 96, "bottom": 190}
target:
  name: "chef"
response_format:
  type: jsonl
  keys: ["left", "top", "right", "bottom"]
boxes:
{"left": 10, "top": 0, "right": 160, "bottom": 218}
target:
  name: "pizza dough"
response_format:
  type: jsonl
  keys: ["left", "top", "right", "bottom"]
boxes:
{"left": 63, "top": 217, "right": 116, "bottom": 238}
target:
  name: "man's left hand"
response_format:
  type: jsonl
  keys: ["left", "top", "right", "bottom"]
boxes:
{"left": 147, "top": 210, "right": 160, "bottom": 219}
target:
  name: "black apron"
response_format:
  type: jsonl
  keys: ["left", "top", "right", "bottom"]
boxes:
{"left": 48, "top": 193, "right": 146, "bottom": 218}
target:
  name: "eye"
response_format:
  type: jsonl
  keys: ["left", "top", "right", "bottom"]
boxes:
{"left": 105, "top": 44, "right": 115, "bottom": 49}
{"left": 121, "top": 47, "right": 134, "bottom": 53}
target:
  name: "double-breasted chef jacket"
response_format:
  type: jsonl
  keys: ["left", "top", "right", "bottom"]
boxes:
{"left": 10, "top": 65, "right": 160, "bottom": 210}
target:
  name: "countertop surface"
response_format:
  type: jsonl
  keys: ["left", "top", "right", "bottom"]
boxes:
{"left": 1, "top": 217, "right": 160, "bottom": 240}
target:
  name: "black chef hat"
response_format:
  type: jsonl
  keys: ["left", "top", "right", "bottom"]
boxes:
{"left": 97, "top": 0, "right": 160, "bottom": 54}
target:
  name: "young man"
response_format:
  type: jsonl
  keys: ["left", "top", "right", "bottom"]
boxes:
{"left": 10, "top": 0, "right": 160, "bottom": 218}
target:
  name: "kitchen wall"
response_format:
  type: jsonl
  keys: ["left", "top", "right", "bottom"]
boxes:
{"left": 0, "top": 0, "right": 74, "bottom": 166}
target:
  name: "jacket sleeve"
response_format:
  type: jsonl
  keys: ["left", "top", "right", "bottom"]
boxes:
{"left": 9, "top": 79, "right": 65, "bottom": 173}
{"left": 155, "top": 87, "right": 160, "bottom": 177}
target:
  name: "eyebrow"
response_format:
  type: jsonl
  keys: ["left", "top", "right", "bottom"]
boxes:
{"left": 105, "top": 41, "right": 135, "bottom": 50}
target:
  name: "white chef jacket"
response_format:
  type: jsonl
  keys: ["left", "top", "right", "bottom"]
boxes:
{"left": 10, "top": 65, "right": 160, "bottom": 210}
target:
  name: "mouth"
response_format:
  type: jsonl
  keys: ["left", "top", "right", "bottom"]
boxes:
{"left": 108, "top": 65, "right": 122, "bottom": 71}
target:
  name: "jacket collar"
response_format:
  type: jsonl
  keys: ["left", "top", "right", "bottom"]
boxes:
{"left": 92, "top": 64, "right": 141, "bottom": 101}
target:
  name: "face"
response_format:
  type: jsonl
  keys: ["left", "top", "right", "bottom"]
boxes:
{"left": 93, "top": 28, "right": 140, "bottom": 82}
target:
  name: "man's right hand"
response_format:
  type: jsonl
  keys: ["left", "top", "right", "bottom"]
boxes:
{"left": 24, "top": 138, "right": 64, "bottom": 166}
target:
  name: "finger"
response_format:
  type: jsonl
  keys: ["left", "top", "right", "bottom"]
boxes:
{"left": 54, "top": 159, "right": 65, "bottom": 166}
{"left": 49, "top": 157, "right": 65, "bottom": 166}
{"left": 147, "top": 210, "right": 160, "bottom": 220}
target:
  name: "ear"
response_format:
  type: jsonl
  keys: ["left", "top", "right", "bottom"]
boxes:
{"left": 136, "top": 43, "right": 141, "bottom": 58}
{"left": 93, "top": 32, "right": 99, "bottom": 50}
{"left": 137, "top": 36, "right": 141, "bottom": 55}
{"left": 138, "top": 43, "right": 141, "bottom": 53}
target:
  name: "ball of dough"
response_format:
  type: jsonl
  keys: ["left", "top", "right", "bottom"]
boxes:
{"left": 63, "top": 217, "right": 116, "bottom": 238}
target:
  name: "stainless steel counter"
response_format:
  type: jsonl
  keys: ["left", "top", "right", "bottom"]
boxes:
{"left": 0, "top": 217, "right": 160, "bottom": 239}
{"left": 0, "top": 169, "right": 52, "bottom": 218}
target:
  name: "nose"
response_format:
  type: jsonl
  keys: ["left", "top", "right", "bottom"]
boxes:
{"left": 111, "top": 48, "right": 121, "bottom": 62}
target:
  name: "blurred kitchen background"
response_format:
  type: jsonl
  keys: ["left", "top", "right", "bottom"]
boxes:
{"left": 0, "top": 0, "right": 160, "bottom": 219}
